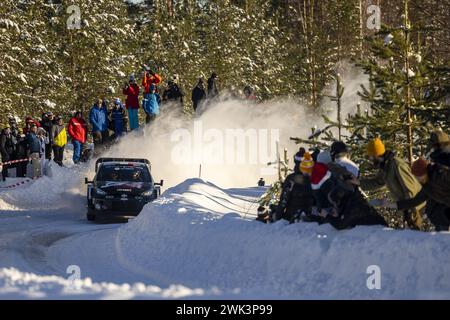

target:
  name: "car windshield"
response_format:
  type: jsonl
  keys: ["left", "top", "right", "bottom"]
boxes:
{"left": 96, "top": 165, "right": 152, "bottom": 182}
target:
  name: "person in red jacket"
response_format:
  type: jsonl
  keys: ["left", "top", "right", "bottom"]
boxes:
{"left": 68, "top": 111, "right": 87, "bottom": 164}
{"left": 122, "top": 74, "right": 140, "bottom": 131}
{"left": 142, "top": 66, "right": 162, "bottom": 114}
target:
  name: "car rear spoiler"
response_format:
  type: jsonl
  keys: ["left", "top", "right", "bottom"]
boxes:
{"left": 95, "top": 158, "right": 151, "bottom": 172}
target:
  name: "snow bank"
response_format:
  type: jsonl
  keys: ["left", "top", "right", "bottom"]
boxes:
{"left": 0, "top": 162, "right": 88, "bottom": 220}
{"left": 117, "top": 179, "right": 450, "bottom": 299}
{"left": 0, "top": 267, "right": 204, "bottom": 300}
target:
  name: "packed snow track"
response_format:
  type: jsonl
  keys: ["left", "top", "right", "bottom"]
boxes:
{"left": 0, "top": 165, "right": 449, "bottom": 299}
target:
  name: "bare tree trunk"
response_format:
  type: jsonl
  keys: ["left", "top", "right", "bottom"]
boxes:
{"left": 359, "top": 0, "right": 364, "bottom": 58}
{"left": 167, "top": 0, "right": 174, "bottom": 17}
{"left": 403, "top": 0, "right": 413, "bottom": 165}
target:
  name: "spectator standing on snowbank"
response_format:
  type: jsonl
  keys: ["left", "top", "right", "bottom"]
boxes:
{"left": 68, "top": 111, "right": 87, "bottom": 164}
{"left": 27, "top": 124, "right": 42, "bottom": 178}
{"left": 122, "top": 74, "right": 140, "bottom": 131}
{"left": 50, "top": 116, "right": 67, "bottom": 166}
{"left": 143, "top": 84, "right": 160, "bottom": 124}
{"left": 207, "top": 72, "right": 218, "bottom": 99}
{"left": 163, "top": 76, "right": 184, "bottom": 108}
{"left": 36, "top": 127, "right": 49, "bottom": 176}
{"left": 40, "top": 112, "right": 55, "bottom": 160}
{"left": 110, "top": 98, "right": 127, "bottom": 138}
{"left": 89, "top": 99, "right": 109, "bottom": 153}
{"left": 142, "top": 66, "right": 162, "bottom": 116}
{"left": 191, "top": 78, "right": 206, "bottom": 114}
{"left": 0, "top": 124, "right": 16, "bottom": 181}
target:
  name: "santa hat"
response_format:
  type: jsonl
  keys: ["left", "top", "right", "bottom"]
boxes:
{"left": 310, "top": 162, "right": 332, "bottom": 190}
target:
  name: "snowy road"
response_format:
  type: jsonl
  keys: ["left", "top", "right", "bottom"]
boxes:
{"left": 0, "top": 165, "right": 449, "bottom": 299}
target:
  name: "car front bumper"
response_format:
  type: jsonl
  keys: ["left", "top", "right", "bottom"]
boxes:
{"left": 91, "top": 197, "right": 151, "bottom": 216}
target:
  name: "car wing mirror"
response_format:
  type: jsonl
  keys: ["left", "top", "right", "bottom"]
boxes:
{"left": 85, "top": 177, "right": 92, "bottom": 184}
{"left": 155, "top": 179, "right": 164, "bottom": 187}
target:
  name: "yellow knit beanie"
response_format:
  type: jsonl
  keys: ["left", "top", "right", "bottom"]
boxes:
{"left": 367, "top": 138, "right": 385, "bottom": 157}
{"left": 300, "top": 152, "right": 314, "bottom": 175}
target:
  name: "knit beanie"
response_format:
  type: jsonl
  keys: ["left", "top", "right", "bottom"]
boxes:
{"left": 317, "top": 150, "right": 332, "bottom": 164}
{"left": 411, "top": 158, "right": 429, "bottom": 177}
{"left": 367, "top": 138, "right": 386, "bottom": 157}
{"left": 300, "top": 152, "right": 314, "bottom": 175}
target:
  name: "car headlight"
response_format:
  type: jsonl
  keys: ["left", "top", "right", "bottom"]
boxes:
{"left": 95, "top": 188, "right": 107, "bottom": 196}
{"left": 141, "top": 190, "right": 153, "bottom": 197}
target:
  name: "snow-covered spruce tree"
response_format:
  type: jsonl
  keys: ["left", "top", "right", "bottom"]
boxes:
{"left": 54, "top": 0, "right": 137, "bottom": 113}
{"left": 135, "top": 0, "right": 208, "bottom": 113}
{"left": 349, "top": 0, "right": 448, "bottom": 163}
{"left": 275, "top": 0, "right": 362, "bottom": 109}
{"left": 135, "top": 0, "right": 292, "bottom": 107}
{"left": 0, "top": 0, "right": 61, "bottom": 122}
{"left": 0, "top": 0, "right": 22, "bottom": 122}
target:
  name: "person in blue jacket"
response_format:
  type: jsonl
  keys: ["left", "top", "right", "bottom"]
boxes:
{"left": 89, "top": 98, "right": 110, "bottom": 152}
{"left": 110, "top": 98, "right": 127, "bottom": 138}
{"left": 26, "top": 124, "right": 42, "bottom": 178}
{"left": 143, "top": 84, "right": 160, "bottom": 124}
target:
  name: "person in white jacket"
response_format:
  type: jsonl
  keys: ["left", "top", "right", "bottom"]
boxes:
{"left": 330, "top": 141, "right": 359, "bottom": 178}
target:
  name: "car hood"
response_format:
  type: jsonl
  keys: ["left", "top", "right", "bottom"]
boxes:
{"left": 96, "top": 181, "right": 153, "bottom": 195}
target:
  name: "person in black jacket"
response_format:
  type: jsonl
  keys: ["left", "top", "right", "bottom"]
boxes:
{"left": 293, "top": 147, "right": 306, "bottom": 171}
{"left": 0, "top": 125, "right": 17, "bottom": 181}
{"left": 15, "top": 131, "right": 28, "bottom": 178}
{"left": 326, "top": 186, "right": 387, "bottom": 230}
{"left": 163, "top": 79, "right": 184, "bottom": 108}
{"left": 428, "top": 129, "right": 450, "bottom": 167}
{"left": 192, "top": 78, "right": 206, "bottom": 113}
{"left": 274, "top": 156, "right": 315, "bottom": 223}
{"left": 40, "top": 112, "right": 55, "bottom": 160}
{"left": 207, "top": 72, "right": 218, "bottom": 99}
{"left": 8, "top": 116, "right": 20, "bottom": 139}
{"left": 382, "top": 158, "right": 450, "bottom": 231}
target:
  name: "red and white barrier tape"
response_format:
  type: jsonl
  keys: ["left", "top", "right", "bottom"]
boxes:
{"left": 0, "top": 158, "right": 31, "bottom": 166}
{"left": 0, "top": 177, "right": 38, "bottom": 189}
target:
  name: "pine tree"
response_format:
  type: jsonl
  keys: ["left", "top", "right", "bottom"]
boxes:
{"left": 347, "top": 0, "right": 449, "bottom": 163}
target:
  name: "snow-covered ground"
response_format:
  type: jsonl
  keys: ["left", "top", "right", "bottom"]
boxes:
{"left": 0, "top": 158, "right": 449, "bottom": 299}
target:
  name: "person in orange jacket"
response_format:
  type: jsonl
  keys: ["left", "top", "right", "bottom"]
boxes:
{"left": 142, "top": 65, "right": 162, "bottom": 113}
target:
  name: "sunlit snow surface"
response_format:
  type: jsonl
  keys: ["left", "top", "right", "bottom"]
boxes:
{"left": 0, "top": 161, "right": 449, "bottom": 299}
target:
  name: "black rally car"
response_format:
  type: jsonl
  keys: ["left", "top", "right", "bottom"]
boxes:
{"left": 85, "top": 158, "right": 163, "bottom": 221}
